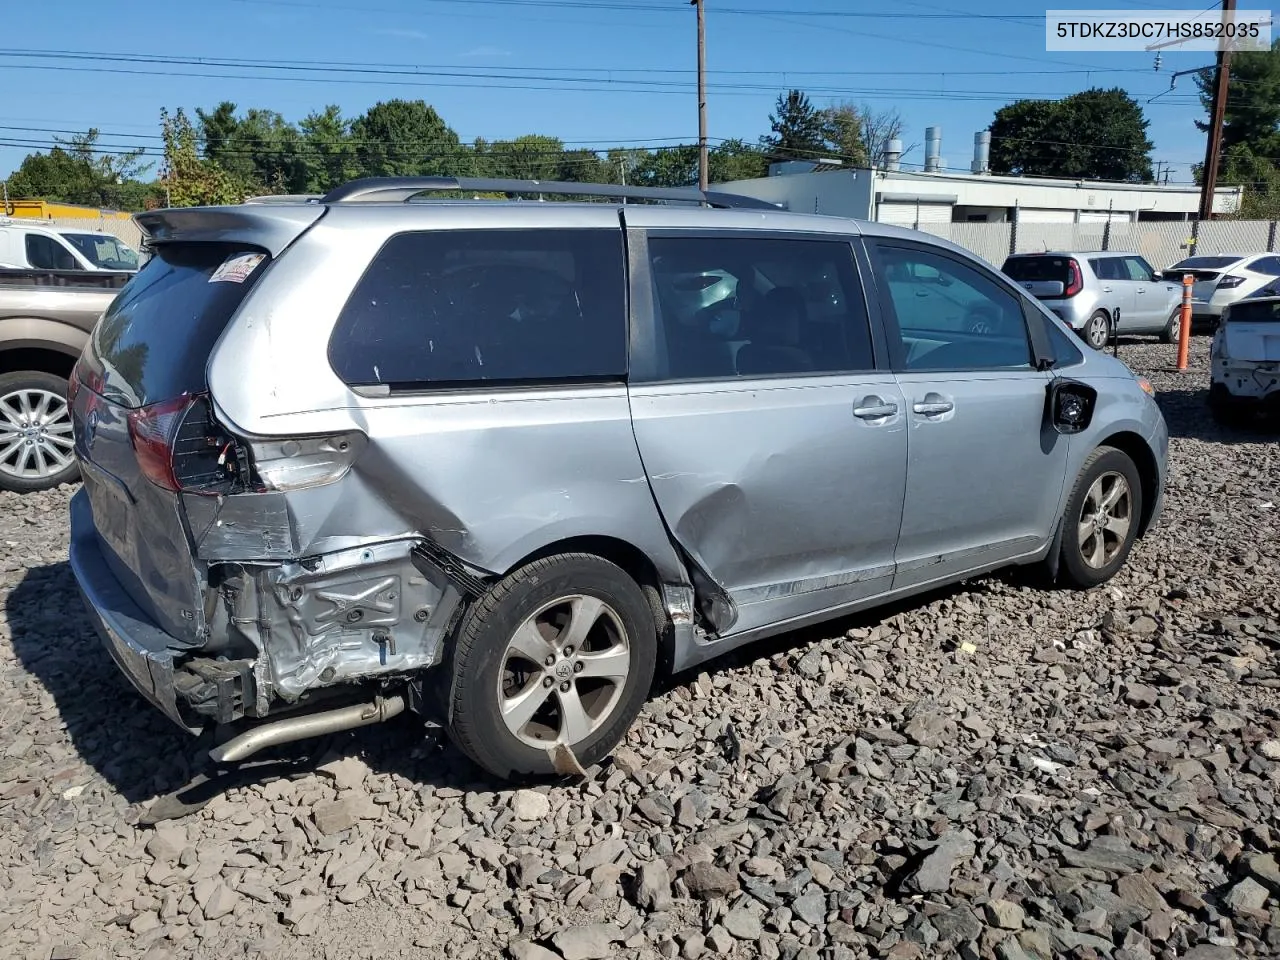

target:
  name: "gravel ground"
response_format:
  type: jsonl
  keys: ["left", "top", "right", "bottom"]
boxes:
{"left": 3, "top": 337, "right": 1279, "bottom": 960}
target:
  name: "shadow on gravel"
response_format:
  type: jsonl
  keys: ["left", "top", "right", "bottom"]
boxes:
{"left": 7, "top": 561, "right": 199, "bottom": 804}
{"left": 7, "top": 561, "right": 483, "bottom": 812}
{"left": 1153, "top": 385, "right": 1280, "bottom": 444}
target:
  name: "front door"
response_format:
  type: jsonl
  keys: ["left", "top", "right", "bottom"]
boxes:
{"left": 624, "top": 220, "right": 907, "bottom": 637}
{"left": 1120, "top": 255, "right": 1173, "bottom": 330}
{"left": 867, "top": 239, "right": 1070, "bottom": 590}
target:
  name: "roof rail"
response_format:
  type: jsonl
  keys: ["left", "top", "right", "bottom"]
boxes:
{"left": 243, "top": 194, "right": 323, "bottom": 205}
{"left": 319, "top": 176, "right": 779, "bottom": 210}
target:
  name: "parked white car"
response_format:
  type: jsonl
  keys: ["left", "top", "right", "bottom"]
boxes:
{"left": 0, "top": 220, "right": 141, "bottom": 272}
{"left": 1165, "top": 253, "right": 1280, "bottom": 329}
{"left": 1209, "top": 293, "right": 1280, "bottom": 424}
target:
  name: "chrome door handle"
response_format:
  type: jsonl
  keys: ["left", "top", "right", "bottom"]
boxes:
{"left": 913, "top": 400, "right": 954, "bottom": 416}
{"left": 853, "top": 397, "right": 898, "bottom": 419}
{"left": 1136, "top": 287, "right": 1146, "bottom": 293}
{"left": 1102, "top": 286, "right": 1113, "bottom": 292}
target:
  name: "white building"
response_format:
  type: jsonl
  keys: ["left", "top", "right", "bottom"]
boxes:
{"left": 718, "top": 129, "right": 1241, "bottom": 228}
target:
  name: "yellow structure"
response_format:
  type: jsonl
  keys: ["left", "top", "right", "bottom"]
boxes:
{"left": 0, "top": 199, "right": 132, "bottom": 221}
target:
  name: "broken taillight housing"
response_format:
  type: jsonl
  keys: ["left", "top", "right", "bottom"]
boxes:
{"left": 128, "top": 393, "right": 363, "bottom": 495}
{"left": 246, "top": 433, "right": 365, "bottom": 491}
{"left": 128, "top": 394, "right": 246, "bottom": 495}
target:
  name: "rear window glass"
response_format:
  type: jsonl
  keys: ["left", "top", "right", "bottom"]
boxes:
{"left": 1228, "top": 299, "right": 1280, "bottom": 323}
{"left": 1002, "top": 257, "right": 1071, "bottom": 283}
{"left": 329, "top": 229, "right": 626, "bottom": 388}
{"left": 86, "top": 244, "right": 268, "bottom": 408}
{"left": 1171, "top": 256, "right": 1239, "bottom": 270}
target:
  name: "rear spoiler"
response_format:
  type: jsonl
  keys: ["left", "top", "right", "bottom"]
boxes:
{"left": 134, "top": 204, "right": 326, "bottom": 257}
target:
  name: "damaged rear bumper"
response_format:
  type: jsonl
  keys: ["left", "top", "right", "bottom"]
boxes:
{"left": 70, "top": 489, "right": 203, "bottom": 734}
{"left": 69, "top": 488, "right": 470, "bottom": 735}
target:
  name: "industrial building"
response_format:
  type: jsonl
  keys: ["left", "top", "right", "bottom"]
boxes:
{"left": 719, "top": 127, "right": 1242, "bottom": 229}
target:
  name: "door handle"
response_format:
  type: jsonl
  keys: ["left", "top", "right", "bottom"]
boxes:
{"left": 853, "top": 397, "right": 898, "bottom": 419}
{"left": 1102, "top": 286, "right": 1113, "bottom": 292}
{"left": 913, "top": 398, "right": 954, "bottom": 416}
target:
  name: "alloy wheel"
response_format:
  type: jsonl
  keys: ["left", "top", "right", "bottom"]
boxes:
{"left": 497, "top": 594, "right": 631, "bottom": 748}
{"left": 0, "top": 388, "right": 75, "bottom": 482}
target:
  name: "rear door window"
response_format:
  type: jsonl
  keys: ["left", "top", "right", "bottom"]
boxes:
{"left": 85, "top": 244, "right": 269, "bottom": 407}
{"left": 641, "top": 235, "right": 873, "bottom": 381}
{"left": 329, "top": 229, "right": 626, "bottom": 388}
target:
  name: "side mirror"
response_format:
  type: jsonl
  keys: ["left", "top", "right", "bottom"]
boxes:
{"left": 1047, "top": 378, "right": 1097, "bottom": 434}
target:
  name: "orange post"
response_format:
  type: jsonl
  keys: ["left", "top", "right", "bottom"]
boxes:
{"left": 1176, "top": 273, "right": 1194, "bottom": 371}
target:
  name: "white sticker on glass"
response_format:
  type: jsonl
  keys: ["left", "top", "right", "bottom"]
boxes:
{"left": 209, "top": 252, "right": 266, "bottom": 284}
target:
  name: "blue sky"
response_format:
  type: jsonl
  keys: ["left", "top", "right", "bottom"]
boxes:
{"left": 0, "top": 0, "right": 1264, "bottom": 185}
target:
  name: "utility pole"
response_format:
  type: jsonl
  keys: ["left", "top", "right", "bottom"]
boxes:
{"left": 692, "top": 0, "right": 708, "bottom": 193}
{"left": 1198, "top": 0, "right": 1236, "bottom": 221}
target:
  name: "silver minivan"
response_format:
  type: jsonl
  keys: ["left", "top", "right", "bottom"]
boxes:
{"left": 1003, "top": 251, "right": 1183, "bottom": 350}
{"left": 68, "top": 177, "right": 1169, "bottom": 781}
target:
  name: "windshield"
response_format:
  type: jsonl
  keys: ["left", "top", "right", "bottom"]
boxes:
{"left": 60, "top": 232, "right": 141, "bottom": 271}
{"left": 1170, "top": 256, "right": 1240, "bottom": 270}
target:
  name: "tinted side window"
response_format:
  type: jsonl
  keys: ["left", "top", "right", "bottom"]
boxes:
{"left": 645, "top": 236, "right": 873, "bottom": 381}
{"left": 875, "top": 243, "right": 1031, "bottom": 371}
{"left": 1252, "top": 256, "right": 1280, "bottom": 277}
{"left": 26, "top": 234, "right": 76, "bottom": 270}
{"left": 1121, "top": 257, "right": 1154, "bottom": 282}
{"left": 1094, "top": 258, "right": 1124, "bottom": 282}
{"left": 330, "top": 229, "right": 626, "bottom": 387}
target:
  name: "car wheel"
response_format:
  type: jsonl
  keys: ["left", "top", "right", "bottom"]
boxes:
{"left": 445, "top": 553, "right": 657, "bottom": 781}
{"left": 1056, "top": 446, "right": 1143, "bottom": 590}
{"left": 1160, "top": 308, "right": 1182, "bottom": 344}
{"left": 1083, "top": 311, "right": 1111, "bottom": 351}
{"left": 1209, "top": 384, "right": 1253, "bottom": 427}
{"left": 0, "top": 371, "right": 80, "bottom": 494}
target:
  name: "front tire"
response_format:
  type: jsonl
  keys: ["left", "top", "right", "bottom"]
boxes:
{"left": 1082, "top": 311, "right": 1111, "bottom": 351}
{"left": 445, "top": 553, "right": 657, "bottom": 781}
{"left": 1055, "top": 446, "right": 1143, "bottom": 590}
{"left": 0, "top": 371, "right": 80, "bottom": 494}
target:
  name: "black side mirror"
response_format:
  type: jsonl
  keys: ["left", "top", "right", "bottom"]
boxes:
{"left": 1047, "top": 378, "right": 1097, "bottom": 434}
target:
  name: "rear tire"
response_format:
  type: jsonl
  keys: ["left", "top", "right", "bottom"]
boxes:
{"left": 0, "top": 371, "right": 80, "bottom": 494}
{"left": 445, "top": 553, "right": 657, "bottom": 781}
{"left": 1160, "top": 308, "right": 1182, "bottom": 344}
{"left": 1082, "top": 311, "right": 1111, "bottom": 351}
{"left": 1055, "top": 446, "right": 1143, "bottom": 590}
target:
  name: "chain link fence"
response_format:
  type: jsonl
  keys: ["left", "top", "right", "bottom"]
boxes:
{"left": 44, "top": 216, "right": 145, "bottom": 251}
{"left": 937, "top": 218, "right": 1280, "bottom": 271}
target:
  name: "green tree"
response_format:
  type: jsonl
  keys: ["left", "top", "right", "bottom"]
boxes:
{"left": 989, "top": 88, "right": 1152, "bottom": 182}
{"left": 5, "top": 129, "right": 153, "bottom": 209}
{"left": 161, "top": 108, "right": 245, "bottom": 207}
{"left": 1196, "top": 39, "right": 1280, "bottom": 158}
{"left": 488, "top": 134, "right": 564, "bottom": 181}
{"left": 708, "top": 139, "right": 768, "bottom": 182}
{"left": 632, "top": 146, "right": 699, "bottom": 187}
{"left": 1219, "top": 144, "right": 1280, "bottom": 219}
{"left": 298, "top": 105, "right": 359, "bottom": 193}
{"left": 350, "top": 99, "right": 460, "bottom": 177}
{"left": 762, "top": 89, "right": 828, "bottom": 162}
{"left": 820, "top": 103, "right": 869, "bottom": 166}
{"left": 196, "top": 103, "right": 306, "bottom": 194}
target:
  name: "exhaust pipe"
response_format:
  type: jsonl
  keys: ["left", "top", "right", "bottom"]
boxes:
{"left": 209, "top": 694, "right": 406, "bottom": 764}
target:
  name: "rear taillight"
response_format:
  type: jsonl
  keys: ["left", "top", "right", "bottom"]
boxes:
{"left": 1218, "top": 274, "right": 1246, "bottom": 289}
{"left": 127, "top": 394, "right": 245, "bottom": 495}
{"left": 1064, "top": 259, "right": 1083, "bottom": 298}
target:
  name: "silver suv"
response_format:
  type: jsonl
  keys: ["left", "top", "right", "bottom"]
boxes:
{"left": 69, "top": 177, "right": 1169, "bottom": 781}
{"left": 1003, "top": 251, "right": 1183, "bottom": 351}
